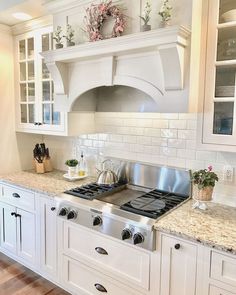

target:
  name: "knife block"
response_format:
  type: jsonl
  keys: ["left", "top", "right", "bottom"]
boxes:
{"left": 34, "top": 160, "right": 45, "bottom": 174}
{"left": 43, "top": 158, "right": 53, "bottom": 172}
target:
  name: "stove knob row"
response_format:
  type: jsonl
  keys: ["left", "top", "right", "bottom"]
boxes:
{"left": 121, "top": 229, "right": 132, "bottom": 240}
{"left": 67, "top": 210, "right": 78, "bottom": 220}
{"left": 93, "top": 216, "right": 103, "bottom": 226}
{"left": 59, "top": 207, "right": 68, "bottom": 217}
{"left": 133, "top": 233, "right": 145, "bottom": 245}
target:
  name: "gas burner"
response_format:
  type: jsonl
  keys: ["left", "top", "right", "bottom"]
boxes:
{"left": 120, "top": 189, "right": 189, "bottom": 219}
{"left": 64, "top": 182, "right": 126, "bottom": 200}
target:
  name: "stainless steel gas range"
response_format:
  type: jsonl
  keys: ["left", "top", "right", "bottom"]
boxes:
{"left": 57, "top": 162, "right": 191, "bottom": 251}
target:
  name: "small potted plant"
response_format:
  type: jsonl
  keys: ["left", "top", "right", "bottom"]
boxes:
{"left": 53, "top": 26, "right": 63, "bottom": 49}
{"left": 192, "top": 166, "right": 219, "bottom": 203}
{"left": 64, "top": 24, "right": 75, "bottom": 47}
{"left": 65, "top": 159, "right": 78, "bottom": 177}
{"left": 158, "top": 0, "right": 173, "bottom": 27}
{"left": 140, "top": 1, "right": 152, "bottom": 32}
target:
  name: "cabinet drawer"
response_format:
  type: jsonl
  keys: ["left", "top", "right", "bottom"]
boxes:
{"left": 62, "top": 255, "right": 141, "bottom": 295}
{"left": 211, "top": 251, "right": 236, "bottom": 288}
{"left": 209, "top": 285, "right": 236, "bottom": 295}
{"left": 63, "top": 222, "right": 150, "bottom": 290}
{"left": 1, "top": 185, "right": 35, "bottom": 211}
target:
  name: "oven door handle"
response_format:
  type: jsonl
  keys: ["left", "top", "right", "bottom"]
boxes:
{"left": 95, "top": 247, "right": 108, "bottom": 255}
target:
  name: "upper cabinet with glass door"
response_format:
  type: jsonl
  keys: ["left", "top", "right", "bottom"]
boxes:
{"left": 203, "top": 0, "right": 236, "bottom": 147}
{"left": 15, "top": 27, "right": 65, "bottom": 135}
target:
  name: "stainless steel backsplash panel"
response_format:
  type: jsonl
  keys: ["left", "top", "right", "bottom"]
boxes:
{"left": 116, "top": 161, "right": 191, "bottom": 197}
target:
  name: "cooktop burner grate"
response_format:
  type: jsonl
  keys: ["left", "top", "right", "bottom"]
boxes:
{"left": 120, "top": 189, "right": 189, "bottom": 219}
{"left": 64, "top": 182, "right": 125, "bottom": 200}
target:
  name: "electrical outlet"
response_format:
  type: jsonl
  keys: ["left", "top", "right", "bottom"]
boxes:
{"left": 223, "top": 165, "right": 234, "bottom": 182}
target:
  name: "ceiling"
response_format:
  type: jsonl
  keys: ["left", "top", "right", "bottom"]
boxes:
{"left": 0, "top": 0, "right": 47, "bottom": 26}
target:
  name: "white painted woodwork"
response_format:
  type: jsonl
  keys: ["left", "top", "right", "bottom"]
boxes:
{"left": 62, "top": 222, "right": 150, "bottom": 290}
{"left": 211, "top": 251, "right": 236, "bottom": 288}
{"left": 1, "top": 184, "right": 35, "bottom": 211}
{"left": 61, "top": 255, "right": 142, "bottom": 295}
{"left": 202, "top": 0, "right": 236, "bottom": 148}
{"left": 209, "top": 285, "right": 236, "bottom": 295}
{"left": 42, "top": 26, "right": 190, "bottom": 113}
{"left": 0, "top": 203, "right": 17, "bottom": 255}
{"left": 16, "top": 208, "right": 36, "bottom": 264}
{"left": 39, "top": 197, "right": 57, "bottom": 279}
{"left": 160, "top": 234, "right": 197, "bottom": 295}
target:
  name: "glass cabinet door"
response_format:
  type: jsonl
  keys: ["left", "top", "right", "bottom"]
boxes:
{"left": 203, "top": 0, "right": 236, "bottom": 145}
{"left": 19, "top": 36, "right": 35, "bottom": 124}
{"left": 41, "top": 32, "right": 61, "bottom": 126}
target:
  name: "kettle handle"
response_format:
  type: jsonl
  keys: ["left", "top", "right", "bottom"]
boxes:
{"left": 102, "top": 159, "right": 113, "bottom": 170}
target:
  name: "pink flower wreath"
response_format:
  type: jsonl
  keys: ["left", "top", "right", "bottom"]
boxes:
{"left": 84, "top": 1, "right": 126, "bottom": 42}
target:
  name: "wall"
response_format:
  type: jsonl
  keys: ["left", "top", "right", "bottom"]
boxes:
{"left": 0, "top": 25, "right": 41, "bottom": 174}
{"left": 44, "top": 111, "right": 236, "bottom": 206}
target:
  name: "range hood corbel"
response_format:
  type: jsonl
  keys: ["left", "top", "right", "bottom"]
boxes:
{"left": 41, "top": 25, "right": 190, "bottom": 112}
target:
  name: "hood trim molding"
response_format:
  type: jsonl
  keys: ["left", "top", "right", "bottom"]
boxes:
{"left": 41, "top": 26, "right": 190, "bottom": 111}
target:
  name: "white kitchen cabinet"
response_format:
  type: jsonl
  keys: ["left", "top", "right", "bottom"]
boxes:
{"left": 209, "top": 285, "right": 236, "bottom": 295}
{"left": 160, "top": 234, "right": 197, "bottom": 295}
{"left": 0, "top": 202, "right": 36, "bottom": 265}
{"left": 39, "top": 197, "right": 57, "bottom": 279}
{"left": 15, "top": 26, "right": 66, "bottom": 135}
{"left": 202, "top": 0, "right": 236, "bottom": 149}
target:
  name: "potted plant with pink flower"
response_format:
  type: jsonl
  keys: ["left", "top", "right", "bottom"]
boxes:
{"left": 192, "top": 166, "right": 219, "bottom": 202}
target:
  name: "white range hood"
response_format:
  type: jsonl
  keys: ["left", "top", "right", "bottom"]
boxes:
{"left": 41, "top": 25, "right": 190, "bottom": 112}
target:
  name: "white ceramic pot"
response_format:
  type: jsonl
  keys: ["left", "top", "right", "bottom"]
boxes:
{"left": 68, "top": 166, "right": 77, "bottom": 177}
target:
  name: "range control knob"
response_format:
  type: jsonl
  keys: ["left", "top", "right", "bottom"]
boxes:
{"left": 121, "top": 229, "right": 132, "bottom": 240}
{"left": 93, "top": 216, "right": 102, "bottom": 226}
{"left": 59, "top": 207, "right": 68, "bottom": 217}
{"left": 67, "top": 210, "right": 77, "bottom": 220}
{"left": 133, "top": 233, "right": 144, "bottom": 245}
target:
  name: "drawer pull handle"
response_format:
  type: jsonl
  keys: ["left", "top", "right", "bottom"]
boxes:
{"left": 11, "top": 212, "right": 16, "bottom": 217}
{"left": 15, "top": 214, "right": 21, "bottom": 218}
{"left": 175, "top": 243, "right": 181, "bottom": 250}
{"left": 94, "top": 284, "right": 107, "bottom": 293}
{"left": 95, "top": 247, "right": 108, "bottom": 255}
{"left": 12, "top": 193, "right": 20, "bottom": 198}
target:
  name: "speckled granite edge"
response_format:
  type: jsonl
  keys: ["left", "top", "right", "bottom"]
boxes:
{"left": 154, "top": 200, "right": 236, "bottom": 255}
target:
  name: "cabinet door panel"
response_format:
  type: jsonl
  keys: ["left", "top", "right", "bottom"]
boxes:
{"left": 40, "top": 198, "right": 57, "bottom": 278}
{"left": 16, "top": 208, "right": 36, "bottom": 264}
{"left": 160, "top": 235, "right": 197, "bottom": 295}
{"left": 0, "top": 203, "right": 17, "bottom": 254}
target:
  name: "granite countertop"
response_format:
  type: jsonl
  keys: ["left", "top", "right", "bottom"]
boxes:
{"left": 0, "top": 170, "right": 236, "bottom": 255}
{"left": 0, "top": 170, "right": 95, "bottom": 197}
{"left": 155, "top": 200, "right": 236, "bottom": 255}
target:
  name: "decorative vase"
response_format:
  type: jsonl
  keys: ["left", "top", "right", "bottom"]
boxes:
{"left": 159, "top": 20, "right": 170, "bottom": 28}
{"left": 55, "top": 43, "right": 63, "bottom": 49}
{"left": 67, "top": 41, "right": 75, "bottom": 47}
{"left": 193, "top": 185, "right": 214, "bottom": 202}
{"left": 141, "top": 24, "right": 151, "bottom": 32}
{"left": 68, "top": 166, "right": 77, "bottom": 177}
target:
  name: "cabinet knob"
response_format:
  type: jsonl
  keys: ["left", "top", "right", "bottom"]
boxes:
{"left": 11, "top": 212, "right": 16, "bottom": 217}
{"left": 94, "top": 284, "right": 107, "bottom": 293}
{"left": 51, "top": 207, "right": 56, "bottom": 211}
{"left": 175, "top": 243, "right": 181, "bottom": 250}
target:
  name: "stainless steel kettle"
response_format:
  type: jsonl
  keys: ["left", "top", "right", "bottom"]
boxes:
{"left": 96, "top": 159, "right": 118, "bottom": 185}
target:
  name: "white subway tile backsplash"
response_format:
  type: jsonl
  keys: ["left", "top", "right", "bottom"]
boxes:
{"left": 160, "top": 113, "right": 179, "bottom": 119}
{"left": 136, "top": 119, "right": 153, "bottom": 128}
{"left": 168, "top": 139, "right": 186, "bottom": 149}
{"left": 187, "top": 120, "right": 197, "bottom": 130}
{"left": 169, "top": 120, "right": 187, "bottom": 129}
{"left": 123, "top": 135, "right": 137, "bottom": 143}
{"left": 186, "top": 140, "right": 197, "bottom": 150}
{"left": 178, "top": 113, "right": 198, "bottom": 120}
{"left": 161, "top": 129, "right": 178, "bottom": 138}
{"left": 110, "top": 134, "right": 123, "bottom": 142}
{"left": 167, "top": 157, "right": 186, "bottom": 168}
{"left": 178, "top": 130, "right": 196, "bottom": 140}
{"left": 160, "top": 147, "right": 177, "bottom": 157}
{"left": 136, "top": 136, "right": 152, "bottom": 145}
{"left": 144, "top": 128, "right": 161, "bottom": 137}
{"left": 177, "top": 149, "right": 196, "bottom": 160}
{"left": 196, "top": 151, "right": 217, "bottom": 162}
{"left": 152, "top": 120, "right": 169, "bottom": 128}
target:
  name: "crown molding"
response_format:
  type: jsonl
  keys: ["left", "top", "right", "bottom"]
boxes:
{"left": 11, "top": 14, "right": 53, "bottom": 36}
{"left": 43, "top": 0, "right": 122, "bottom": 14}
{"left": 0, "top": 24, "right": 12, "bottom": 35}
